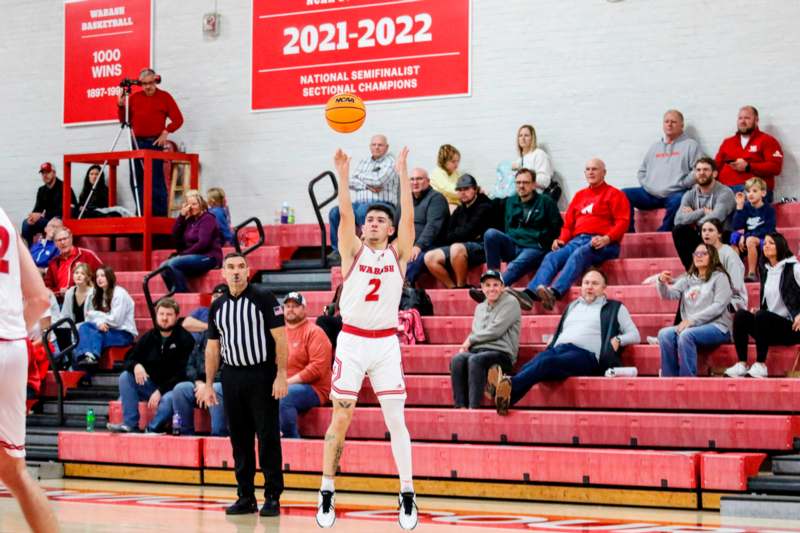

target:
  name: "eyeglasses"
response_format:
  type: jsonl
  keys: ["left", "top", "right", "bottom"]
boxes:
{"left": 693, "top": 251, "right": 709, "bottom": 257}
{"left": 515, "top": 181, "right": 533, "bottom": 186}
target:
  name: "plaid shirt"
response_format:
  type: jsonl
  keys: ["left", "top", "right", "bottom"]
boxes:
{"left": 349, "top": 153, "right": 399, "bottom": 205}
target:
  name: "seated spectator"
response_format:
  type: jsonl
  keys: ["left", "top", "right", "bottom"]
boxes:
{"left": 53, "top": 262, "right": 95, "bottom": 360}
{"left": 406, "top": 168, "right": 450, "bottom": 286}
{"left": 207, "top": 187, "right": 234, "bottom": 245}
{"left": 656, "top": 243, "right": 733, "bottom": 377}
{"left": 72, "top": 266, "right": 136, "bottom": 368}
{"left": 488, "top": 269, "right": 640, "bottom": 414}
{"left": 44, "top": 227, "right": 103, "bottom": 298}
{"left": 511, "top": 124, "right": 554, "bottom": 191}
{"left": 430, "top": 144, "right": 462, "bottom": 205}
{"left": 672, "top": 157, "right": 736, "bottom": 270}
{"left": 21, "top": 162, "right": 77, "bottom": 245}
{"left": 700, "top": 219, "right": 747, "bottom": 312}
{"left": 160, "top": 190, "right": 222, "bottom": 293}
{"left": 424, "top": 175, "right": 493, "bottom": 289}
{"left": 328, "top": 134, "right": 398, "bottom": 264}
{"left": 316, "top": 284, "right": 343, "bottom": 351}
{"left": 30, "top": 217, "right": 63, "bottom": 271}
{"left": 725, "top": 233, "right": 800, "bottom": 378}
{"left": 172, "top": 288, "right": 229, "bottom": 436}
{"left": 731, "top": 177, "right": 776, "bottom": 281}
{"left": 623, "top": 110, "right": 700, "bottom": 233}
{"left": 107, "top": 298, "right": 194, "bottom": 433}
{"left": 715, "top": 105, "right": 783, "bottom": 202}
{"left": 507, "top": 159, "right": 629, "bottom": 311}
{"left": 73, "top": 164, "right": 109, "bottom": 219}
{"left": 281, "top": 292, "right": 332, "bottom": 438}
{"left": 451, "top": 270, "right": 520, "bottom": 409}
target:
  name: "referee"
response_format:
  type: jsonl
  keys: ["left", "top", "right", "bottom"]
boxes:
{"left": 200, "top": 252, "right": 288, "bottom": 516}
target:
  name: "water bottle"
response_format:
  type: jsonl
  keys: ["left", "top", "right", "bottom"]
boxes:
{"left": 273, "top": 209, "right": 281, "bottom": 225}
{"left": 288, "top": 207, "right": 296, "bottom": 224}
{"left": 86, "top": 409, "right": 95, "bottom": 432}
{"left": 280, "top": 202, "right": 289, "bottom": 224}
{"left": 172, "top": 413, "right": 182, "bottom": 436}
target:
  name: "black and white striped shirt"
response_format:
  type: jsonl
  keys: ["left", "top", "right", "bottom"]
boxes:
{"left": 207, "top": 284, "right": 285, "bottom": 367}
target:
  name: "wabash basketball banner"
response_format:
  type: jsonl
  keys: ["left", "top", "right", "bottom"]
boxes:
{"left": 251, "top": 0, "right": 471, "bottom": 111}
{"left": 63, "top": 0, "right": 153, "bottom": 126}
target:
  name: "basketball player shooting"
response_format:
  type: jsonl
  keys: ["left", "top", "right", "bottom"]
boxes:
{"left": 0, "top": 206, "right": 58, "bottom": 533}
{"left": 316, "top": 147, "right": 417, "bottom": 530}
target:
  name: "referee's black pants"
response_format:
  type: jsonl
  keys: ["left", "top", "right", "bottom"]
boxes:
{"left": 222, "top": 362, "right": 284, "bottom": 500}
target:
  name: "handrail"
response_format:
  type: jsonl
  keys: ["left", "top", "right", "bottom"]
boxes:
{"left": 142, "top": 265, "right": 176, "bottom": 327}
{"left": 42, "top": 317, "right": 80, "bottom": 426}
{"left": 308, "top": 171, "right": 338, "bottom": 268}
{"left": 233, "top": 216, "right": 265, "bottom": 257}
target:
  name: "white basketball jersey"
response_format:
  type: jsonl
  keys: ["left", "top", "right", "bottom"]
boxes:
{"left": 0, "top": 207, "right": 26, "bottom": 340}
{"left": 339, "top": 244, "right": 404, "bottom": 330}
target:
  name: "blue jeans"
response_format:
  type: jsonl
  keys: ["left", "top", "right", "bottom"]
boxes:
{"left": 729, "top": 184, "right": 773, "bottom": 203}
{"left": 328, "top": 201, "right": 395, "bottom": 251}
{"left": 279, "top": 384, "right": 321, "bottom": 438}
{"left": 658, "top": 324, "right": 730, "bottom": 377}
{"left": 73, "top": 322, "right": 134, "bottom": 367}
{"left": 118, "top": 371, "right": 174, "bottom": 431}
{"left": 528, "top": 234, "right": 620, "bottom": 297}
{"left": 159, "top": 254, "right": 217, "bottom": 293}
{"left": 483, "top": 228, "right": 547, "bottom": 286}
{"left": 509, "top": 343, "right": 599, "bottom": 406}
{"left": 622, "top": 187, "right": 684, "bottom": 232}
{"left": 171, "top": 381, "right": 227, "bottom": 436}
{"left": 21, "top": 216, "right": 49, "bottom": 246}
{"left": 132, "top": 137, "right": 168, "bottom": 216}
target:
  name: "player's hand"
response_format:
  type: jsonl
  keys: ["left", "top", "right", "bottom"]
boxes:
{"left": 410, "top": 246, "right": 422, "bottom": 261}
{"left": 147, "top": 389, "right": 161, "bottom": 409}
{"left": 272, "top": 372, "right": 288, "bottom": 400}
{"left": 658, "top": 271, "right": 673, "bottom": 284}
{"left": 333, "top": 149, "right": 351, "bottom": 178}
{"left": 591, "top": 235, "right": 611, "bottom": 249}
{"left": 395, "top": 146, "right": 409, "bottom": 176}
{"left": 730, "top": 158, "right": 748, "bottom": 172}
{"left": 134, "top": 363, "right": 149, "bottom": 385}
{"left": 675, "top": 319, "right": 691, "bottom": 333}
{"left": 735, "top": 191, "right": 746, "bottom": 209}
{"left": 198, "top": 382, "right": 218, "bottom": 407}
{"left": 551, "top": 239, "right": 564, "bottom": 251}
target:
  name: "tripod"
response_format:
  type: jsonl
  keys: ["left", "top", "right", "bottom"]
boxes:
{"left": 78, "top": 86, "right": 142, "bottom": 218}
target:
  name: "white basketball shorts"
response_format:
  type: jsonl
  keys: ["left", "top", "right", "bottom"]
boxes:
{"left": 0, "top": 340, "right": 28, "bottom": 458}
{"left": 330, "top": 329, "right": 406, "bottom": 401}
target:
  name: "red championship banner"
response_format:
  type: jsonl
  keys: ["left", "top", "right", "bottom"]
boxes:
{"left": 63, "top": 0, "right": 153, "bottom": 126}
{"left": 251, "top": 0, "right": 471, "bottom": 111}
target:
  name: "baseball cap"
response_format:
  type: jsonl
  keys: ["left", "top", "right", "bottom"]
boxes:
{"left": 455, "top": 173, "right": 477, "bottom": 190}
{"left": 284, "top": 291, "right": 305, "bottom": 305}
{"left": 211, "top": 283, "right": 227, "bottom": 295}
{"left": 480, "top": 270, "right": 503, "bottom": 284}
{"left": 39, "top": 162, "right": 54, "bottom": 174}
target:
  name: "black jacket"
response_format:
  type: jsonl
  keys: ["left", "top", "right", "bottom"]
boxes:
{"left": 446, "top": 193, "right": 493, "bottom": 244}
{"left": 124, "top": 325, "right": 195, "bottom": 394}
{"left": 185, "top": 330, "right": 222, "bottom": 383}
{"left": 32, "top": 178, "right": 77, "bottom": 218}
{"left": 759, "top": 260, "right": 800, "bottom": 318}
{"left": 413, "top": 187, "right": 449, "bottom": 251}
{"left": 549, "top": 299, "right": 624, "bottom": 373}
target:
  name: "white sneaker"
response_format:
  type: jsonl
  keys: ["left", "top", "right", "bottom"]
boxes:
{"left": 646, "top": 336, "right": 659, "bottom": 345}
{"left": 398, "top": 492, "right": 418, "bottom": 530}
{"left": 316, "top": 490, "right": 336, "bottom": 528}
{"left": 747, "top": 362, "right": 768, "bottom": 378}
{"left": 724, "top": 361, "right": 749, "bottom": 378}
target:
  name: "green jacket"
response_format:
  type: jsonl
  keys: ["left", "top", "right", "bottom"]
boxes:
{"left": 502, "top": 192, "right": 563, "bottom": 249}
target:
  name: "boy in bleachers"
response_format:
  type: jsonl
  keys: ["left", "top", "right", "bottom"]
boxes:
{"left": 207, "top": 187, "right": 234, "bottom": 245}
{"left": 731, "top": 177, "right": 776, "bottom": 281}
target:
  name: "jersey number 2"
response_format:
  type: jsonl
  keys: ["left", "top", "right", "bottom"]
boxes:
{"left": 365, "top": 278, "right": 381, "bottom": 301}
{"left": 0, "top": 227, "right": 9, "bottom": 274}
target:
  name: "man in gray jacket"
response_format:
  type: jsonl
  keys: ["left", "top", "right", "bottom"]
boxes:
{"left": 450, "top": 270, "right": 520, "bottom": 409}
{"left": 672, "top": 157, "right": 736, "bottom": 269}
{"left": 405, "top": 167, "right": 450, "bottom": 285}
{"left": 623, "top": 110, "right": 701, "bottom": 233}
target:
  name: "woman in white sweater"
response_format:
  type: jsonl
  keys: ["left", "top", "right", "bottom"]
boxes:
{"left": 72, "top": 266, "right": 137, "bottom": 368}
{"left": 494, "top": 124, "right": 554, "bottom": 198}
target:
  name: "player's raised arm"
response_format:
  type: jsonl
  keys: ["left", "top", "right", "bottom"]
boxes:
{"left": 394, "top": 147, "right": 415, "bottom": 261}
{"left": 334, "top": 149, "right": 362, "bottom": 265}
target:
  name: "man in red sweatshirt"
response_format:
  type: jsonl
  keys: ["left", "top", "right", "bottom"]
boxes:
{"left": 117, "top": 68, "right": 184, "bottom": 217}
{"left": 714, "top": 105, "right": 783, "bottom": 202}
{"left": 507, "top": 159, "right": 630, "bottom": 311}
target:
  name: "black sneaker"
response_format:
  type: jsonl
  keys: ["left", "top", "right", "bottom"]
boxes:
{"left": 505, "top": 287, "right": 534, "bottom": 311}
{"left": 259, "top": 497, "right": 280, "bottom": 517}
{"left": 468, "top": 287, "right": 486, "bottom": 303}
{"left": 225, "top": 497, "right": 257, "bottom": 515}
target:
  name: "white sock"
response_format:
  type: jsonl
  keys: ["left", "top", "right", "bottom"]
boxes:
{"left": 400, "top": 479, "right": 414, "bottom": 493}
{"left": 378, "top": 398, "right": 414, "bottom": 487}
{"left": 321, "top": 476, "right": 335, "bottom": 492}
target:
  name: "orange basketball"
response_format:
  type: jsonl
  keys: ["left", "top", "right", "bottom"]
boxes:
{"left": 325, "top": 93, "right": 366, "bottom": 133}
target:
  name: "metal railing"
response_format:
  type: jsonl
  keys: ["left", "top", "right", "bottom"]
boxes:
{"left": 142, "top": 265, "right": 176, "bottom": 326}
{"left": 42, "top": 318, "right": 79, "bottom": 426}
{"left": 233, "top": 216, "right": 265, "bottom": 257}
{"left": 308, "top": 171, "right": 338, "bottom": 268}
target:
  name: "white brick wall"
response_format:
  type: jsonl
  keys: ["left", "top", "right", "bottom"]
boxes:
{"left": 2, "top": 0, "right": 798, "bottom": 226}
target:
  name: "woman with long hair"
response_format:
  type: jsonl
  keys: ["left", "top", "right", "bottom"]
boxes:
{"left": 430, "top": 144, "right": 463, "bottom": 205}
{"left": 72, "top": 266, "right": 137, "bottom": 368}
{"left": 725, "top": 233, "right": 800, "bottom": 378}
{"left": 74, "top": 164, "right": 109, "bottom": 218}
{"left": 700, "top": 218, "right": 747, "bottom": 311}
{"left": 656, "top": 243, "right": 733, "bottom": 376}
{"left": 494, "top": 124, "right": 554, "bottom": 198}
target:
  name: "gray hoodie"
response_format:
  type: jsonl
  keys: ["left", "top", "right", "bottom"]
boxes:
{"left": 468, "top": 291, "right": 521, "bottom": 362}
{"left": 638, "top": 133, "right": 701, "bottom": 197}
{"left": 716, "top": 244, "right": 747, "bottom": 311}
{"left": 674, "top": 181, "right": 736, "bottom": 228}
{"left": 657, "top": 270, "right": 733, "bottom": 333}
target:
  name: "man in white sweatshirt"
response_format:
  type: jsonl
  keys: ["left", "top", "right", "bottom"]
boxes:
{"left": 623, "top": 110, "right": 701, "bottom": 232}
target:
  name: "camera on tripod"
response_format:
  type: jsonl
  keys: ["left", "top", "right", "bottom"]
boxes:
{"left": 119, "top": 74, "right": 162, "bottom": 92}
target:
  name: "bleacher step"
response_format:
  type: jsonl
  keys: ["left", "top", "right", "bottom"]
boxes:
{"left": 721, "top": 494, "right": 800, "bottom": 520}
{"left": 747, "top": 474, "right": 800, "bottom": 494}
{"left": 774, "top": 455, "right": 800, "bottom": 475}
{"left": 42, "top": 400, "right": 109, "bottom": 418}
{"left": 259, "top": 269, "right": 331, "bottom": 293}
{"left": 25, "top": 444, "right": 59, "bottom": 462}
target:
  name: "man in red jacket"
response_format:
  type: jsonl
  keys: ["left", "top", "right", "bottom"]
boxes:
{"left": 44, "top": 228, "right": 103, "bottom": 298}
{"left": 117, "top": 68, "right": 184, "bottom": 216}
{"left": 507, "top": 159, "right": 630, "bottom": 311}
{"left": 714, "top": 106, "right": 783, "bottom": 202}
